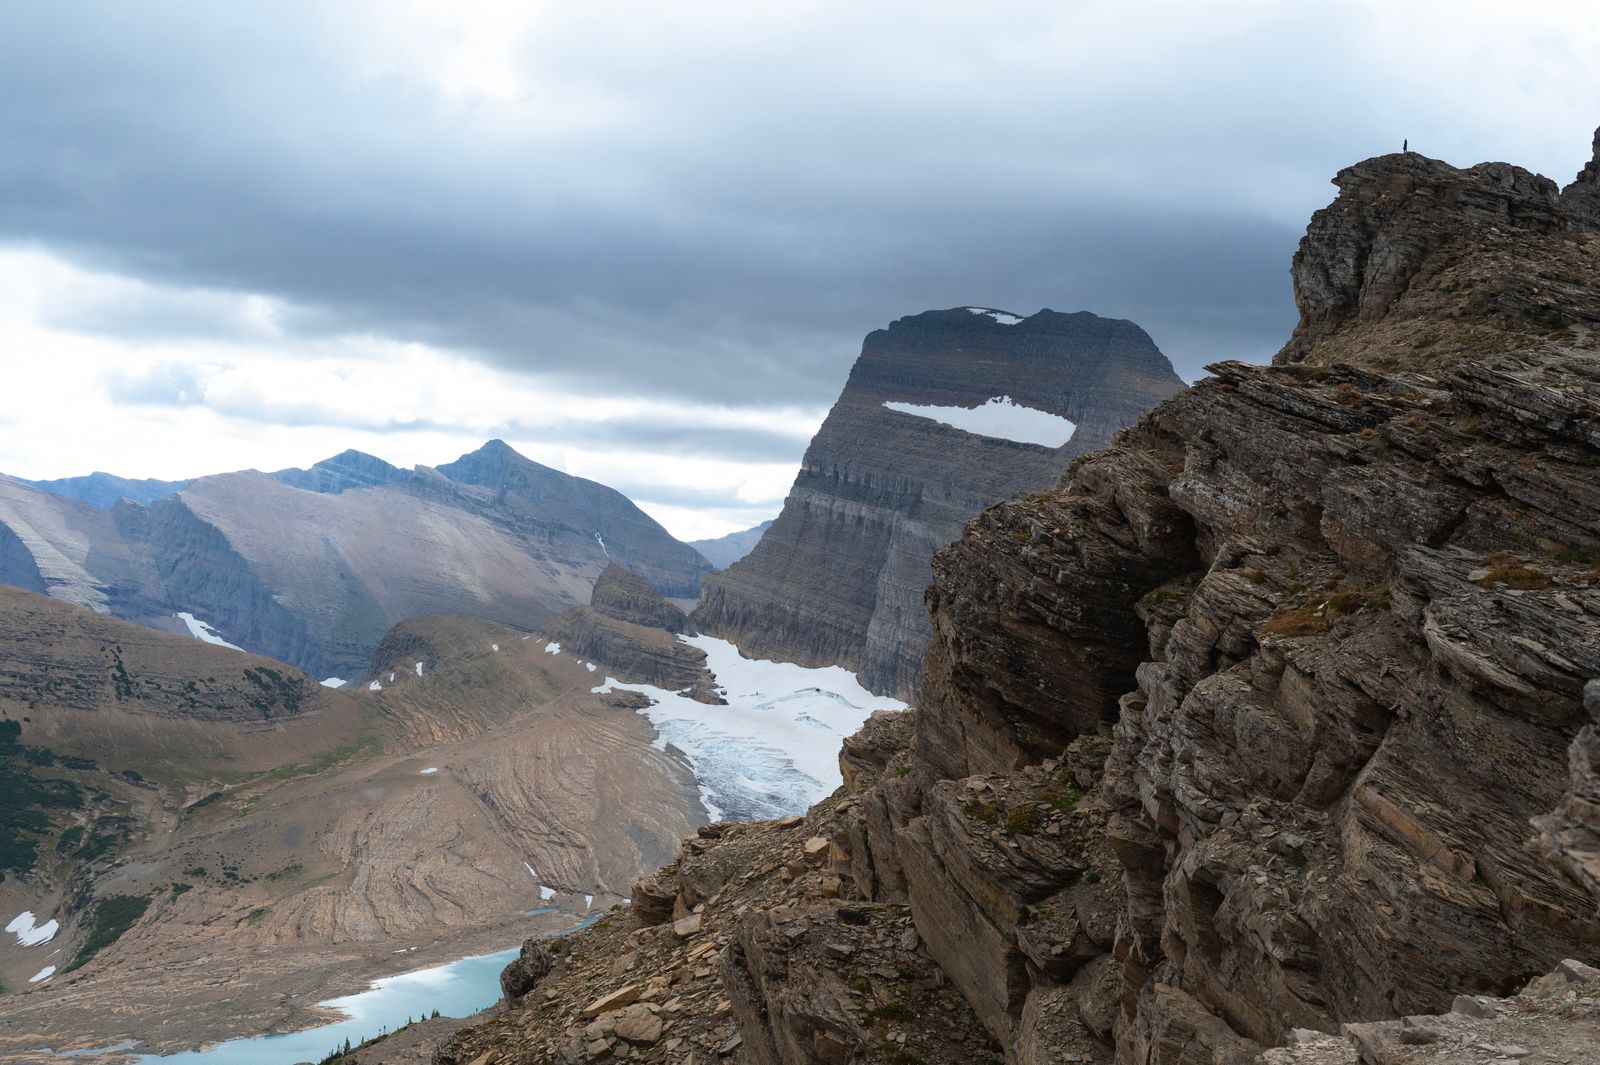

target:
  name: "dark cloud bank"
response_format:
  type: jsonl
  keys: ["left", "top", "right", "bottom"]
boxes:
{"left": 3, "top": 2, "right": 1591, "bottom": 426}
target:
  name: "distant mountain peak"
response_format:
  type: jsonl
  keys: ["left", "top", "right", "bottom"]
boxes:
{"left": 21, "top": 471, "right": 191, "bottom": 509}
{"left": 272, "top": 450, "right": 405, "bottom": 495}
{"left": 435, "top": 439, "right": 550, "bottom": 489}
{"left": 689, "top": 520, "right": 775, "bottom": 569}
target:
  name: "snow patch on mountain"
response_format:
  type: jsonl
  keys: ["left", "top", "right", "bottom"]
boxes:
{"left": 6, "top": 912, "right": 58, "bottom": 947}
{"left": 882, "top": 395, "right": 1076, "bottom": 447}
{"left": 176, "top": 612, "right": 245, "bottom": 652}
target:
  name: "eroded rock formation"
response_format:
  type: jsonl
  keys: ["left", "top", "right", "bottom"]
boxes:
{"left": 696, "top": 308, "right": 1185, "bottom": 700}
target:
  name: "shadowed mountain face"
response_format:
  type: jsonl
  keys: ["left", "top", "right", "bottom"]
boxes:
{"left": 0, "top": 441, "right": 712, "bottom": 679}
{"left": 689, "top": 519, "right": 774, "bottom": 569}
{"left": 694, "top": 307, "right": 1186, "bottom": 699}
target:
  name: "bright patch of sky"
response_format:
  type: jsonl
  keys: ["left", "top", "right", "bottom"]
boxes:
{"left": 0, "top": 250, "right": 812, "bottom": 540}
{"left": 882, "top": 396, "right": 1077, "bottom": 448}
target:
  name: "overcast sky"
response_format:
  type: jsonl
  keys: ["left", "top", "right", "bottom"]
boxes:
{"left": 1, "top": 1, "right": 1596, "bottom": 538}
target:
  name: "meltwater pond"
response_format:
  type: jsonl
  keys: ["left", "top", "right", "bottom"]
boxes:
{"left": 125, "top": 915, "right": 602, "bottom": 1065}
{"left": 124, "top": 947, "right": 517, "bottom": 1065}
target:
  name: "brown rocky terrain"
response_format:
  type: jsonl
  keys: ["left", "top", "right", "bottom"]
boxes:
{"left": 0, "top": 585, "right": 708, "bottom": 1060}
{"left": 416, "top": 132, "right": 1600, "bottom": 1064}
{"left": 695, "top": 308, "right": 1185, "bottom": 701}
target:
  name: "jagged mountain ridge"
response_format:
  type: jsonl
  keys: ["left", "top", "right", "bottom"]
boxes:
{"left": 23, "top": 449, "right": 406, "bottom": 510}
{"left": 434, "top": 131, "right": 1600, "bottom": 1065}
{"left": 695, "top": 307, "right": 1186, "bottom": 700}
{"left": 0, "top": 440, "right": 712, "bottom": 679}
{"left": 19, "top": 471, "right": 192, "bottom": 509}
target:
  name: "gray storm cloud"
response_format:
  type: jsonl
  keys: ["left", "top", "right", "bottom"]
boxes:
{"left": 1, "top": 1, "right": 1595, "bottom": 425}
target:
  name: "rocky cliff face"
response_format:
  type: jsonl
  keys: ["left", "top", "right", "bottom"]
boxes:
{"left": 857, "top": 135, "right": 1600, "bottom": 1063}
{"left": 429, "top": 133, "right": 1600, "bottom": 1065}
{"left": 589, "top": 562, "right": 697, "bottom": 635}
{"left": 696, "top": 309, "right": 1185, "bottom": 700}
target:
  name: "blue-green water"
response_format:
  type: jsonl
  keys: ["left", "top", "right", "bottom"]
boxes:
{"left": 120, "top": 912, "right": 604, "bottom": 1065}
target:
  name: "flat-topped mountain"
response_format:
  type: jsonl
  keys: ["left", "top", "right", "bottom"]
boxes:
{"left": 0, "top": 441, "right": 712, "bottom": 679}
{"left": 694, "top": 306, "right": 1185, "bottom": 698}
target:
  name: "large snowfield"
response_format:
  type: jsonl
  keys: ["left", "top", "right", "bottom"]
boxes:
{"left": 592, "top": 635, "right": 907, "bottom": 821}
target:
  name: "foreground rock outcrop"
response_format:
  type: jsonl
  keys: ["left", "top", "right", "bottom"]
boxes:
{"left": 425, "top": 132, "right": 1600, "bottom": 1065}
{"left": 696, "top": 307, "right": 1185, "bottom": 700}
{"left": 879, "top": 136, "right": 1600, "bottom": 1063}
{"left": 1263, "top": 958, "right": 1600, "bottom": 1064}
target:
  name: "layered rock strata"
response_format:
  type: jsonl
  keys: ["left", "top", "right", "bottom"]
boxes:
{"left": 697, "top": 308, "right": 1185, "bottom": 699}
{"left": 858, "top": 136, "right": 1600, "bottom": 1063}
{"left": 1262, "top": 959, "right": 1600, "bottom": 1065}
